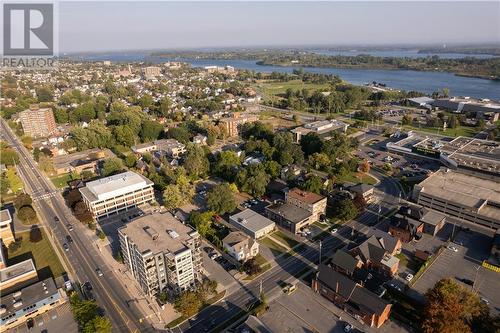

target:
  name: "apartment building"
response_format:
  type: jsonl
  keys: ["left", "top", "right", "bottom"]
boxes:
{"left": 79, "top": 171, "right": 155, "bottom": 220}
{"left": 18, "top": 107, "right": 56, "bottom": 138}
{"left": 219, "top": 113, "right": 259, "bottom": 137}
{"left": 142, "top": 66, "right": 161, "bottom": 78}
{"left": 413, "top": 169, "right": 500, "bottom": 229}
{"left": 118, "top": 212, "right": 202, "bottom": 296}
{"left": 286, "top": 188, "right": 327, "bottom": 222}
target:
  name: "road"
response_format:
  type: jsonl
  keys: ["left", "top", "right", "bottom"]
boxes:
{"left": 1, "top": 119, "right": 153, "bottom": 333}
{"left": 176, "top": 171, "right": 401, "bottom": 333}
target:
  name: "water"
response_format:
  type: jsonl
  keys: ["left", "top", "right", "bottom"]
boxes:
{"left": 309, "top": 49, "right": 498, "bottom": 59}
{"left": 72, "top": 52, "right": 500, "bottom": 101}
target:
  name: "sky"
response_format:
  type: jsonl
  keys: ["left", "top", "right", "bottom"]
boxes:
{"left": 58, "top": 1, "right": 500, "bottom": 53}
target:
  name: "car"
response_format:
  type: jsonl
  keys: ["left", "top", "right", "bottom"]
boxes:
{"left": 66, "top": 235, "right": 73, "bottom": 243}
{"left": 331, "top": 228, "right": 338, "bottom": 234}
{"left": 63, "top": 243, "right": 69, "bottom": 251}
{"left": 282, "top": 283, "right": 297, "bottom": 294}
{"left": 405, "top": 273, "right": 414, "bottom": 281}
{"left": 96, "top": 268, "right": 103, "bottom": 277}
{"left": 67, "top": 223, "right": 74, "bottom": 231}
{"left": 481, "top": 297, "right": 490, "bottom": 305}
{"left": 460, "top": 278, "right": 474, "bottom": 286}
{"left": 344, "top": 323, "right": 353, "bottom": 332}
{"left": 27, "top": 318, "right": 34, "bottom": 330}
{"left": 54, "top": 216, "right": 60, "bottom": 222}
{"left": 447, "top": 245, "right": 458, "bottom": 252}
{"left": 209, "top": 252, "right": 220, "bottom": 260}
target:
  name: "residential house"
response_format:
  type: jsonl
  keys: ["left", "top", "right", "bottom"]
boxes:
{"left": 223, "top": 231, "right": 259, "bottom": 262}
{"left": 312, "top": 264, "right": 392, "bottom": 328}
{"left": 349, "top": 235, "right": 401, "bottom": 277}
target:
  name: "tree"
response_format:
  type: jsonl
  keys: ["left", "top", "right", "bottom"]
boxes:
{"left": 302, "top": 175, "right": 323, "bottom": 194}
{"left": 140, "top": 120, "right": 163, "bottom": 142}
{"left": 214, "top": 151, "right": 241, "bottom": 182}
{"left": 189, "top": 211, "right": 214, "bottom": 238}
{"left": 402, "top": 114, "right": 413, "bottom": 126}
{"left": 14, "top": 193, "right": 32, "bottom": 210}
{"left": 300, "top": 133, "right": 323, "bottom": 157}
{"left": 102, "top": 158, "right": 124, "bottom": 177}
{"left": 183, "top": 145, "right": 210, "bottom": 180}
{"left": 236, "top": 164, "right": 270, "bottom": 197}
{"left": 422, "top": 278, "right": 486, "bottom": 333}
{"left": 334, "top": 199, "right": 358, "bottom": 221}
{"left": 0, "top": 147, "right": 19, "bottom": 166}
{"left": 157, "top": 96, "right": 172, "bottom": 117}
{"left": 5, "top": 168, "right": 22, "bottom": 194}
{"left": 264, "top": 160, "right": 281, "bottom": 179}
{"left": 476, "top": 119, "right": 486, "bottom": 130}
{"left": 243, "top": 258, "right": 262, "bottom": 275}
{"left": 359, "top": 160, "right": 371, "bottom": 173}
{"left": 174, "top": 291, "right": 202, "bottom": 317}
{"left": 162, "top": 184, "right": 184, "bottom": 210}
{"left": 308, "top": 153, "right": 330, "bottom": 170}
{"left": 83, "top": 316, "right": 112, "bottom": 333}
{"left": 124, "top": 154, "right": 137, "bottom": 168}
{"left": 36, "top": 86, "right": 53, "bottom": 102}
{"left": 29, "top": 225, "right": 43, "bottom": 243}
{"left": 18, "top": 205, "right": 36, "bottom": 223}
{"left": 113, "top": 125, "right": 135, "bottom": 146}
{"left": 206, "top": 183, "right": 237, "bottom": 215}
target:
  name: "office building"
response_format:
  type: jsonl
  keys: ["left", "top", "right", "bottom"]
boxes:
{"left": 265, "top": 202, "right": 312, "bottom": 234}
{"left": 118, "top": 212, "right": 202, "bottom": 296}
{"left": 79, "top": 171, "right": 155, "bottom": 220}
{"left": 18, "top": 107, "right": 56, "bottom": 138}
{"left": 286, "top": 188, "right": 327, "bottom": 222}
{"left": 0, "top": 259, "right": 38, "bottom": 295}
{"left": 229, "top": 209, "right": 275, "bottom": 239}
{"left": 0, "top": 209, "right": 14, "bottom": 246}
{"left": 413, "top": 169, "right": 500, "bottom": 229}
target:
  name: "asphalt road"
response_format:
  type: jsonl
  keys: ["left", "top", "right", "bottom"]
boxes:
{"left": 1, "top": 119, "right": 153, "bottom": 333}
{"left": 175, "top": 171, "right": 401, "bottom": 333}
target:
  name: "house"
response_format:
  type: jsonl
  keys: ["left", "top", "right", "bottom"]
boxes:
{"left": 286, "top": 188, "right": 327, "bottom": 222}
{"left": 312, "top": 264, "right": 392, "bottom": 328}
{"left": 388, "top": 215, "right": 423, "bottom": 243}
{"left": 330, "top": 250, "right": 362, "bottom": 276}
{"left": 389, "top": 205, "right": 446, "bottom": 241}
{"left": 349, "top": 235, "right": 401, "bottom": 277}
{"left": 229, "top": 209, "right": 275, "bottom": 239}
{"left": 192, "top": 134, "right": 207, "bottom": 145}
{"left": 223, "top": 231, "right": 259, "bottom": 261}
{"left": 52, "top": 148, "right": 116, "bottom": 175}
{"left": 349, "top": 184, "right": 375, "bottom": 204}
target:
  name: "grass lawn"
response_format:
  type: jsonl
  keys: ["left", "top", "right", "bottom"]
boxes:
{"left": 338, "top": 172, "right": 377, "bottom": 185}
{"left": 253, "top": 79, "right": 330, "bottom": 102}
{"left": 50, "top": 173, "right": 73, "bottom": 189}
{"left": 260, "top": 237, "right": 288, "bottom": 255}
{"left": 395, "top": 253, "right": 409, "bottom": 267}
{"left": 271, "top": 230, "right": 299, "bottom": 248}
{"left": 403, "top": 125, "right": 479, "bottom": 138}
{"left": 7, "top": 230, "right": 65, "bottom": 280}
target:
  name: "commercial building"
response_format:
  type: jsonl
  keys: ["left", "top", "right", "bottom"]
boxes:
{"left": 118, "top": 212, "right": 202, "bottom": 296}
{"left": 349, "top": 184, "right": 375, "bottom": 203}
{"left": 52, "top": 148, "right": 116, "bottom": 175}
{"left": 0, "top": 259, "right": 38, "bottom": 296}
{"left": 286, "top": 188, "right": 327, "bottom": 222}
{"left": 219, "top": 113, "right": 259, "bottom": 137}
{"left": 229, "top": 209, "right": 275, "bottom": 239}
{"left": 413, "top": 169, "right": 500, "bottom": 229}
{"left": 432, "top": 97, "right": 500, "bottom": 121}
{"left": 222, "top": 231, "right": 259, "bottom": 262}
{"left": 0, "top": 209, "right": 14, "bottom": 246}
{"left": 0, "top": 278, "right": 64, "bottom": 332}
{"left": 18, "top": 107, "right": 56, "bottom": 138}
{"left": 79, "top": 171, "right": 155, "bottom": 220}
{"left": 312, "top": 264, "right": 392, "bottom": 328}
{"left": 132, "top": 139, "right": 186, "bottom": 158}
{"left": 291, "top": 119, "right": 348, "bottom": 143}
{"left": 265, "top": 202, "right": 312, "bottom": 234}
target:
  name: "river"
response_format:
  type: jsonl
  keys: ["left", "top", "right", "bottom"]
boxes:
{"left": 73, "top": 52, "right": 500, "bottom": 101}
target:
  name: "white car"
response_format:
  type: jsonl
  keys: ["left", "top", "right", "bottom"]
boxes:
{"left": 343, "top": 323, "right": 353, "bottom": 332}
{"left": 447, "top": 245, "right": 458, "bottom": 252}
{"left": 331, "top": 228, "right": 338, "bottom": 234}
{"left": 405, "top": 273, "right": 414, "bottom": 281}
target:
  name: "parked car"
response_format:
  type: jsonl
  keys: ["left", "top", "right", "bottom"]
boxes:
{"left": 481, "top": 297, "right": 490, "bottom": 305}
{"left": 66, "top": 235, "right": 73, "bottom": 243}
{"left": 460, "top": 278, "right": 474, "bottom": 286}
{"left": 96, "top": 267, "right": 103, "bottom": 277}
{"left": 67, "top": 223, "right": 74, "bottom": 231}
{"left": 331, "top": 228, "right": 338, "bottom": 234}
{"left": 447, "top": 245, "right": 458, "bottom": 252}
{"left": 282, "top": 283, "right": 297, "bottom": 294}
{"left": 63, "top": 243, "right": 69, "bottom": 251}
{"left": 405, "top": 273, "right": 414, "bottom": 281}
{"left": 344, "top": 323, "right": 353, "bottom": 332}
{"left": 54, "top": 216, "right": 60, "bottom": 222}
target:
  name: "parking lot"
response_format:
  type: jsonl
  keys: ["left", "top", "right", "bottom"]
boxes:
{"left": 6, "top": 302, "right": 77, "bottom": 333}
{"left": 409, "top": 230, "right": 499, "bottom": 314}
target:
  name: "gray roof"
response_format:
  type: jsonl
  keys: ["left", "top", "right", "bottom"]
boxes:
{"left": 265, "top": 202, "right": 311, "bottom": 224}
{"left": 350, "top": 183, "right": 374, "bottom": 194}
{"left": 331, "top": 250, "right": 359, "bottom": 273}
{"left": 0, "top": 209, "right": 12, "bottom": 224}
{"left": 0, "top": 259, "right": 36, "bottom": 284}
{"left": 118, "top": 212, "right": 199, "bottom": 256}
{"left": 230, "top": 209, "right": 275, "bottom": 234}
{"left": 1, "top": 278, "right": 59, "bottom": 320}
{"left": 420, "top": 210, "right": 446, "bottom": 226}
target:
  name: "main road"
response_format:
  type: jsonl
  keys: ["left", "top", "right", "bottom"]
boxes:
{"left": 1, "top": 119, "right": 154, "bottom": 333}
{"left": 176, "top": 170, "right": 401, "bottom": 333}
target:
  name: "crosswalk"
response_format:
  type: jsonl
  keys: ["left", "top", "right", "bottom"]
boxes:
{"left": 32, "top": 191, "right": 58, "bottom": 202}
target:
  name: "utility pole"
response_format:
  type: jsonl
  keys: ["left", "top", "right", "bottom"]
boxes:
{"left": 319, "top": 240, "right": 322, "bottom": 266}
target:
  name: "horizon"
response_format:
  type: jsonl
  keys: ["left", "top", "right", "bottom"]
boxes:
{"left": 58, "top": 1, "right": 500, "bottom": 53}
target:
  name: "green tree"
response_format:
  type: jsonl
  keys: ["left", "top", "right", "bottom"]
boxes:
{"left": 334, "top": 199, "right": 358, "bottom": 221}
{"left": 183, "top": 145, "right": 210, "bottom": 180}
{"left": 174, "top": 291, "right": 202, "bottom": 317}
{"left": 113, "top": 125, "right": 136, "bottom": 146}
{"left": 422, "top": 278, "right": 486, "bottom": 333}
{"left": 54, "top": 108, "right": 69, "bottom": 123}
{"left": 264, "top": 160, "right": 281, "bottom": 179}
{"left": 157, "top": 97, "right": 172, "bottom": 117}
{"left": 0, "top": 147, "right": 19, "bottom": 166}
{"left": 166, "top": 127, "right": 191, "bottom": 144}
{"left": 14, "top": 193, "right": 32, "bottom": 210}
{"left": 302, "top": 175, "right": 323, "bottom": 194}
{"left": 83, "top": 316, "right": 112, "bottom": 333}
{"left": 18, "top": 205, "right": 37, "bottom": 223}
{"left": 36, "top": 86, "right": 53, "bottom": 102}
{"left": 206, "top": 183, "right": 237, "bottom": 215}
{"left": 102, "top": 158, "right": 124, "bottom": 177}
{"left": 189, "top": 211, "right": 214, "bottom": 238}
{"left": 140, "top": 120, "right": 163, "bottom": 142}
{"left": 214, "top": 151, "right": 241, "bottom": 182}
{"left": 237, "top": 164, "right": 270, "bottom": 197}
{"left": 162, "top": 184, "right": 184, "bottom": 210}
{"left": 124, "top": 154, "right": 137, "bottom": 168}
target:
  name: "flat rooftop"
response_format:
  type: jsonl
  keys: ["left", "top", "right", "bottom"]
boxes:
{"left": 0, "top": 259, "right": 36, "bottom": 284}
{"left": 52, "top": 148, "right": 115, "bottom": 169}
{"left": 441, "top": 137, "right": 500, "bottom": 175}
{"left": 80, "top": 171, "right": 153, "bottom": 202}
{"left": 288, "top": 188, "right": 325, "bottom": 205}
{"left": 418, "top": 170, "right": 500, "bottom": 213}
{"left": 118, "top": 212, "right": 198, "bottom": 256}
{"left": 265, "top": 202, "right": 311, "bottom": 224}
{"left": 230, "top": 209, "right": 275, "bottom": 233}
{"left": 0, "top": 209, "right": 12, "bottom": 224}
{"left": 1, "top": 278, "right": 59, "bottom": 320}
